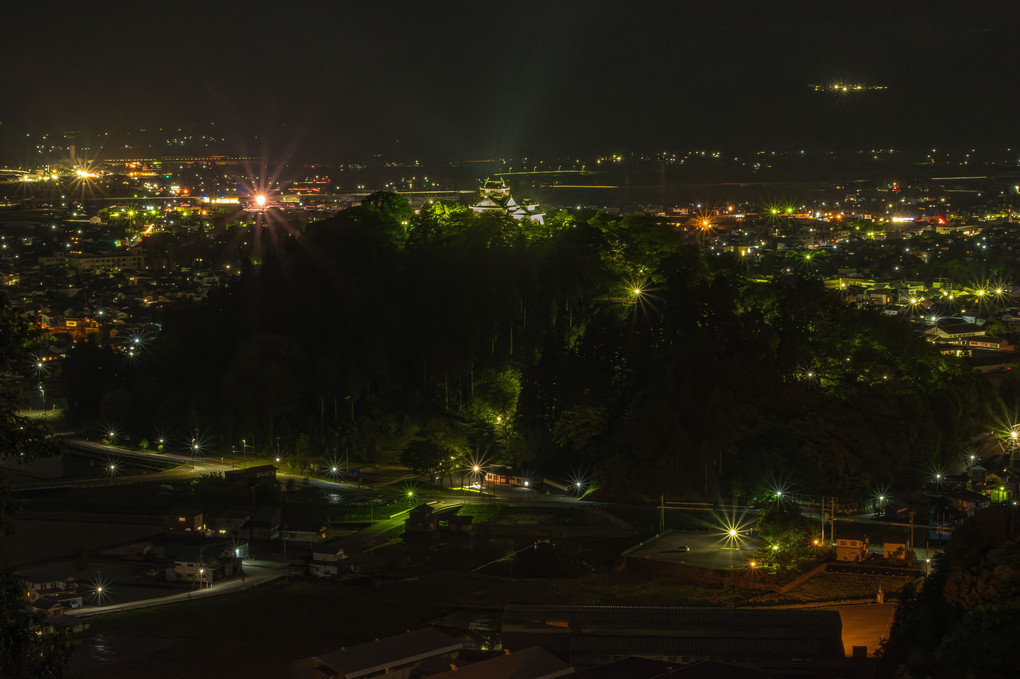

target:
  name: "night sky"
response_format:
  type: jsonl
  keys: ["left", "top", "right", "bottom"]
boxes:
{"left": 1, "top": 1, "right": 1017, "bottom": 161}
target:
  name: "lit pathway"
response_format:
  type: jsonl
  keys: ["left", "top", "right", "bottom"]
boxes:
{"left": 72, "top": 561, "right": 287, "bottom": 618}
{"left": 835, "top": 603, "right": 896, "bottom": 656}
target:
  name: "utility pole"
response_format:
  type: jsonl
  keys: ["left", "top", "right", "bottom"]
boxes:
{"left": 908, "top": 510, "right": 915, "bottom": 551}
{"left": 659, "top": 493, "right": 665, "bottom": 533}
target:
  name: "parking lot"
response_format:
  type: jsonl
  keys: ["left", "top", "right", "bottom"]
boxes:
{"left": 626, "top": 529, "right": 763, "bottom": 570}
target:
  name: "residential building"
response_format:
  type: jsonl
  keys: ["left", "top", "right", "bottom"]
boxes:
{"left": 290, "top": 627, "right": 463, "bottom": 679}
{"left": 427, "top": 646, "right": 572, "bottom": 679}
{"left": 164, "top": 509, "right": 205, "bottom": 534}
{"left": 309, "top": 539, "right": 348, "bottom": 578}
{"left": 835, "top": 535, "right": 869, "bottom": 562}
{"left": 172, "top": 542, "right": 241, "bottom": 586}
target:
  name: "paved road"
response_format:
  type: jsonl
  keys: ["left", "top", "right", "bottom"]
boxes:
{"left": 73, "top": 561, "right": 287, "bottom": 618}
{"left": 627, "top": 530, "right": 762, "bottom": 570}
{"left": 836, "top": 603, "right": 896, "bottom": 657}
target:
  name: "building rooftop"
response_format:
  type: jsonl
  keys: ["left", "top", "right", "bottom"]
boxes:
{"left": 428, "top": 646, "right": 572, "bottom": 679}
{"left": 310, "top": 627, "right": 462, "bottom": 679}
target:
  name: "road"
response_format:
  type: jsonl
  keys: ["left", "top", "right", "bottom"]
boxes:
{"left": 837, "top": 603, "right": 896, "bottom": 657}
{"left": 18, "top": 440, "right": 381, "bottom": 500}
{"left": 73, "top": 561, "right": 288, "bottom": 618}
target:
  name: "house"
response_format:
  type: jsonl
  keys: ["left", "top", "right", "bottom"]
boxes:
{"left": 484, "top": 466, "right": 534, "bottom": 488}
{"left": 947, "top": 489, "right": 991, "bottom": 516}
{"left": 967, "top": 336, "right": 1014, "bottom": 351}
{"left": 212, "top": 509, "right": 251, "bottom": 537}
{"left": 926, "top": 321, "right": 986, "bottom": 343}
{"left": 290, "top": 627, "right": 463, "bottom": 679}
{"left": 428, "top": 646, "right": 572, "bottom": 679}
{"left": 242, "top": 506, "right": 281, "bottom": 541}
{"left": 172, "top": 542, "right": 241, "bottom": 586}
{"left": 282, "top": 518, "right": 335, "bottom": 543}
{"left": 404, "top": 504, "right": 438, "bottom": 534}
{"left": 440, "top": 514, "right": 474, "bottom": 536}
{"left": 835, "top": 534, "right": 869, "bottom": 562}
{"left": 224, "top": 464, "right": 278, "bottom": 488}
{"left": 42, "top": 614, "right": 89, "bottom": 635}
{"left": 966, "top": 463, "right": 988, "bottom": 485}
{"left": 164, "top": 509, "right": 205, "bottom": 534}
{"left": 18, "top": 575, "right": 69, "bottom": 600}
{"left": 31, "top": 591, "right": 84, "bottom": 617}
{"left": 966, "top": 353, "right": 1018, "bottom": 373}
{"left": 882, "top": 542, "right": 908, "bottom": 562}
{"left": 309, "top": 539, "right": 348, "bottom": 578}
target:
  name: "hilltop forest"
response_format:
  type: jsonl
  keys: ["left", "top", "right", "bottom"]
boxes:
{"left": 56, "top": 194, "right": 1001, "bottom": 503}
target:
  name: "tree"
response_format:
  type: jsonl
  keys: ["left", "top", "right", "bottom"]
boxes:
{"left": 0, "top": 295, "right": 68, "bottom": 677}
{"left": 0, "top": 295, "right": 55, "bottom": 532}
{"left": 0, "top": 573, "right": 72, "bottom": 679}
{"left": 400, "top": 439, "right": 448, "bottom": 477}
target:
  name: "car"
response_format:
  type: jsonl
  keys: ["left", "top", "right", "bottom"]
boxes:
{"left": 675, "top": 545, "right": 690, "bottom": 552}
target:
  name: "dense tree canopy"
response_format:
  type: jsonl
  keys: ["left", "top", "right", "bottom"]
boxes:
{"left": 879, "top": 506, "right": 1020, "bottom": 678}
{"left": 59, "top": 195, "right": 999, "bottom": 502}
{"left": 0, "top": 294, "right": 69, "bottom": 677}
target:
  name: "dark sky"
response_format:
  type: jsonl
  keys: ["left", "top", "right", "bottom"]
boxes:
{"left": 1, "top": 1, "right": 1017, "bottom": 160}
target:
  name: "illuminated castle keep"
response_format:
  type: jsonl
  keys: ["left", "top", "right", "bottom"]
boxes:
{"left": 470, "top": 178, "right": 544, "bottom": 225}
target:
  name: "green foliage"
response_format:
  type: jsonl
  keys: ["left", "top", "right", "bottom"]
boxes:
{"left": 0, "top": 572, "right": 72, "bottom": 679}
{"left": 551, "top": 405, "right": 609, "bottom": 452}
{"left": 400, "top": 439, "right": 449, "bottom": 477}
{"left": 0, "top": 295, "right": 57, "bottom": 533}
{"left": 749, "top": 502, "right": 817, "bottom": 572}
{"left": 879, "top": 507, "right": 1020, "bottom": 677}
{"left": 0, "top": 294, "right": 70, "bottom": 678}
{"left": 59, "top": 208, "right": 998, "bottom": 504}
